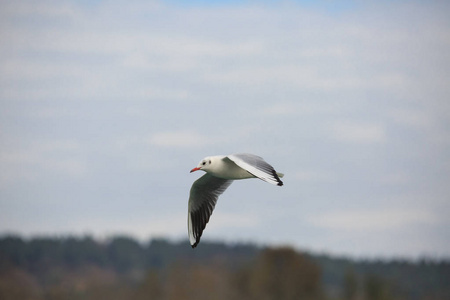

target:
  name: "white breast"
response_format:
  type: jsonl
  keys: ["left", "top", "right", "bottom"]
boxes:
{"left": 208, "top": 156, "right": 255, "bottom": 180}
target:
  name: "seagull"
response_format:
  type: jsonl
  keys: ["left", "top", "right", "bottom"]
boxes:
{"left": 188, "top": 153, "right": 284, "bottom": 248}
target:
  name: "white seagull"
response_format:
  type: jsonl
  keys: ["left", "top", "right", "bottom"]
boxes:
{"left": 188, "top": 153, "right": 284, "bottom": 248}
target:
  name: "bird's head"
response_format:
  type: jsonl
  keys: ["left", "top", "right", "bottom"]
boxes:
{"left": 190, "top": 157, "right": 212, "bottom": 173}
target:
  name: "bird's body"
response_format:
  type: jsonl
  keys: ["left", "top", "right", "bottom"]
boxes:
{"left": 197, "top": 155, "right": 256, "bottom": 180}
{"left": 188, "top": 153, "right": 284, "bottom": 248}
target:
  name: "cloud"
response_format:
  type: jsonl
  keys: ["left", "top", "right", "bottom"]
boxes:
{"left": 294, "top": 170, "right": 337, "bottom": 183}
{"left": 149, "top": 130, "right": 211, "bottom": 148}
{"left": 330, "top": 121, "right": 386, "bottom": 144}
{"left": 308, "top": 209, "right": 439, "bottom": 232}
{"left": 378, "top": 172, "right": 410, "bottom": 186}
{"left": 2, "top": 0, "right": 449, "bottom": 104}
{"left": 0, "top": 139, "right": 87, "bottom": 185}
{"left": 388, "top": 108, "right": 433, "bottom": 129}
{"left": 260, "top": 102, "right": 337, "bottom": 117}
{"left": 1, "top": 0, "right": 449, "bottom": 258}
{"left": 84, "top": 214, "right": 187, "bottom": 241}
{"left": 0, "top": 0, "right": 79, "bottom": 20}
{"left": 207, "top": 213, "right": 260, "bottom": 230}
{"left": 0, "top": 210, "right": 188, "bottom": 242}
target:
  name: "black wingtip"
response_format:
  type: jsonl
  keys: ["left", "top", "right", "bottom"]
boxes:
{"left": 272, "top": 170, "right": 284, "bottom": 186}
{"left": 191, "top": 240, "right": 199, "bottom": 248}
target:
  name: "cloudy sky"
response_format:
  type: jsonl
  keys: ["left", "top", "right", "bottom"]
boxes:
{"left": 1, "top": 0, "right": 449, "bottom": 259}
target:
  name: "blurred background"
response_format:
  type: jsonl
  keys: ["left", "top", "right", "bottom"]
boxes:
{"left": 1, "top": 0, "right": 449, "bottom": 299}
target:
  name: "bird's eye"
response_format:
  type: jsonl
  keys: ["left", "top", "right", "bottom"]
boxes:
{"left": 202, "top": 161, "right": 206, "bottom": 165}
{"left": 209, "top": 160, "right": 211, "bottom": 164}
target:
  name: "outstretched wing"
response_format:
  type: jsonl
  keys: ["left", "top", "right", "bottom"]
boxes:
{"left": 188, "top": 173, "right": 233, "bottom": 248}
{"left": 226, "top": 153, "right": 283, "bottom": 186}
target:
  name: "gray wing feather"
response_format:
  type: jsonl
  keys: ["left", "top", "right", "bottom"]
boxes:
{"left": 227, "top": 153, "right": 283, "bottom": 186}
{"left": 188, "top": 174, "right": 233, "bottom": 248}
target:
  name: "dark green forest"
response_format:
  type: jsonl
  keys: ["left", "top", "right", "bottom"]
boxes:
{"left": 0, "top": 235, "right": 448, "bottom": 300}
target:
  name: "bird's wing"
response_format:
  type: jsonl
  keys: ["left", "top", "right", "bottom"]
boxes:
{"left": 226, "top": 153, "right": 283, "bottom": 186}
{"left": 188, "top": 173, "right": 233, "bottom": 248}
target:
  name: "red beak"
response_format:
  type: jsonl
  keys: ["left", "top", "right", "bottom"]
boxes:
{"left": 190, "top": 167, "right": 201, "bottom": 173}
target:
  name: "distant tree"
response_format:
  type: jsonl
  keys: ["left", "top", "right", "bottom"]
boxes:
{"left": 26, "top": 238, "right": 64, "bottom": 273}
{"left": 0, "top": 268, "right": 41, "bottom": 300}
{"left": 0, "top": 236, "right": 27, "bottom": 270}
{"left": 343, "top": 267, "right": 358, "bottom": 300}
{"left": 61, "top": 236, "right": 107, "bottom": 267}
{"left": 364, "top": 274, "right": 394, "bottom": 300}
{"left": 235, "top": 247, "right": 323, "bottom": 300}
{"left": 2, "top": 236, "right": 450, "bottom": 300}
{"left": 133, "top": 270, "right": 163, "bottom": 300}
{"left": 165, "top": 261, "right": 231, "bottom": 300}
{"left": 107, "top": 236, "right": 145, "bottom": 272}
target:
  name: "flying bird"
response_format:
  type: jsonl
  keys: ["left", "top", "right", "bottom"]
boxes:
{"left": 188, "top": 153, "right": 284, "bottom": 248}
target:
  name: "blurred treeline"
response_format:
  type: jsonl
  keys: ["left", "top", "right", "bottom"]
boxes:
{"left": 0, "top": 236, "right": 449, "bottom": 300}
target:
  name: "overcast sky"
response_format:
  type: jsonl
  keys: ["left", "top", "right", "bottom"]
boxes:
{"left": 1, "top": 0, "right": 449, "bottom": 259}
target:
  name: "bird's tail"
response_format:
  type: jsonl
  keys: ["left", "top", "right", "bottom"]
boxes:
{"left": 276, "top": 172, "right": 284, "bottom": 178}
